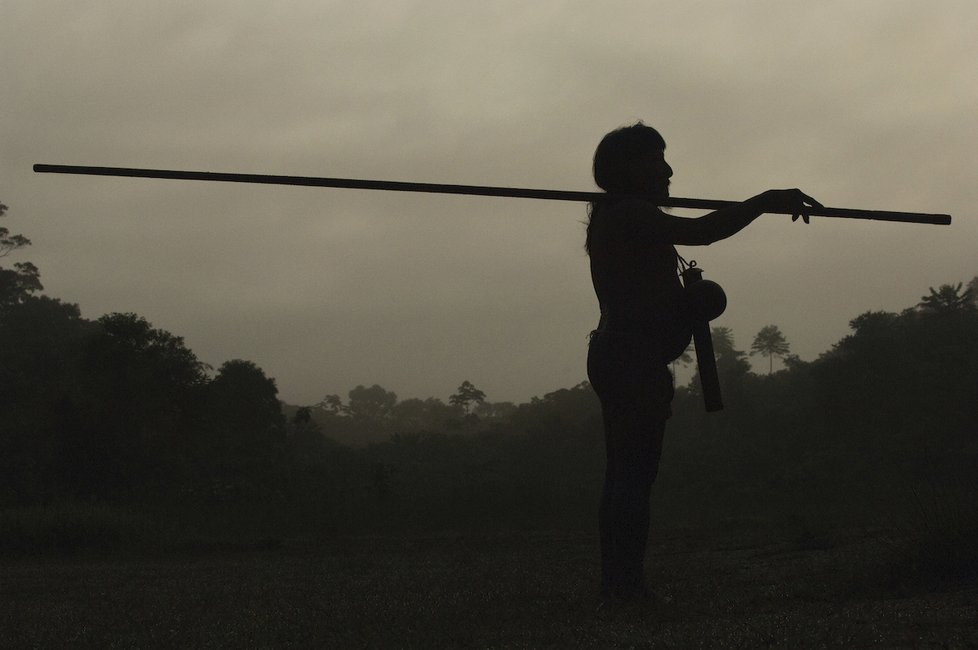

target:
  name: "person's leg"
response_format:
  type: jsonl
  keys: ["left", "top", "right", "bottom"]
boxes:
{"left": 599, "top": 399, "right": 666, "bottom": 597}
{"left": 598, "top": 433, "right": 615, "bottom": 594}
{"left": 589, "top": 333, "right": 672, "bottom": 598}
{"left": 590, "top": 333, "right": 624, "bottom": 595}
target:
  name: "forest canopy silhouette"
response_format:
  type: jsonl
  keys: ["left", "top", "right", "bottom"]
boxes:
{"left": 1, "top": 202, "right": 976, "bottom": 550}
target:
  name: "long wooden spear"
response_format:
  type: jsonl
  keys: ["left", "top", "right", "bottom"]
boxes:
{"left": 33, "top": 164, "right": 951, "bottom": 225}
{"left": 32, "top": 162, "right": 953, "bottom": 412}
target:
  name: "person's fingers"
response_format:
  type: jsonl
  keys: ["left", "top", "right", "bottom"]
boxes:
{"left": 798, "top": 190, "right": 823, "bottom": 208}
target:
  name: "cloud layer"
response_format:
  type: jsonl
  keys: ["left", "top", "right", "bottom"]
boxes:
{"left": 4, "top": 1, "right": 975, "bottom": 404}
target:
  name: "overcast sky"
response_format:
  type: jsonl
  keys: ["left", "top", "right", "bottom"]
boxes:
{"left": 3, "top": 1, "right": 975, "bottom": 406}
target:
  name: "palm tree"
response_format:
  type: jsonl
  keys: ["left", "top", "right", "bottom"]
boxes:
{"left": 967, "top": 276, "right": 978, "bottom": 309}
{"left": 918, "top": 283, "right": 975, "bottom": 314}
{"left": 750, "top": 324, "right": 790, "bottom": 374}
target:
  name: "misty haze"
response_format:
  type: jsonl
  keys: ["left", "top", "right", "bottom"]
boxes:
{"left": 2, "top": 1, "right": 977, "bottom": 647}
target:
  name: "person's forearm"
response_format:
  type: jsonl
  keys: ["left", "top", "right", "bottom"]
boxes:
{"left": 679, "top": 197, "right": 764, "bottom": 245}
{"left": 679, "top": 189, "right": 818, "bottom": 245}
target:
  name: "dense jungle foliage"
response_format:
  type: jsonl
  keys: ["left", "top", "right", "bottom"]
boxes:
{"left": 2, "top": 205, "right": 976, "bottom": 545}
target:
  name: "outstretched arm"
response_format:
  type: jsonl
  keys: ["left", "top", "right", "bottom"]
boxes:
{"left": 662, "top": 189, "right": 823, "bottom": 246}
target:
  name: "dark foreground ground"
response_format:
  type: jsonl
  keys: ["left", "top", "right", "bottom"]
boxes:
{"left": 1, "top": 526, "right": 975, "bottom": 649}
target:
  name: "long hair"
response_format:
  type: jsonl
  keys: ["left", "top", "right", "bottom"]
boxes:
{"left": 586, "top": 122, "right": 665, "bottom": 253}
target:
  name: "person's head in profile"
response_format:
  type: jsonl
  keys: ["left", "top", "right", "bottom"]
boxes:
{"left": 592, "top": 122, "right": 673, "bottom": 200}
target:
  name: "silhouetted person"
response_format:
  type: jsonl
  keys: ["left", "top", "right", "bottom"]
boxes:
{"left": 586, "top": 122, "right": 820, "bottom": 600}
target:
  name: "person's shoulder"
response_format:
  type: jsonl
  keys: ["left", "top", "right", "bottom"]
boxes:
{"left": 600, "top": 198, "right": 668, "bottom": 232}
{"left": 602, "top": 196, "right": 660, "bottom": 216}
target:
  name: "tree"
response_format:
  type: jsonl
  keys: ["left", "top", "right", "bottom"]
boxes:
{"left": 918, "top": 283, "right": 975, "bottom": 314}
{"left": 688, "top": 327, "right": 752, "bottom": 406}
{"left": 293, "top": 406, "right": 313, "bottom": 426}
{"left": 78, "top": 313, "right": 209, "bottom": 435}
{"left": 83, "top": 312, "right": 209, "bottom": 399}
{"left": 670, "top": 341, "right": 695, "bottom": 377}
{"left": 0, "top": 202, "right": 28, "bottom": 256}
{"left": 346, "top": 384, "right": 397, "bottom": 421}
{"left": 287, "top": 405, "right": 331, "bottom": 463}
{"left": 847, "top": 310, "right": 899, "bottom": 338}
{"left": 712, "top": 326, "right": 751, "bottom": 377}
{"left": 967, "top": 276, "right": 978, "bottom": 309}
{"left": 750, "top": 324, "right": 791, "bottom": 374}
{"left": 391, "top": 397, "right": 461, "bottom": 432}
{"left": 62, "top": 312, "right": 209, "bottom": 496}
{"left": 472, "top": 400, "right": 517, "bottom": 421}
{"left": 0, "top": 203, "right": 43, "bottom": 305}
{"left": 205, "top": 359, "right": 286, "bottom": 456}
{"left": 0, "top": 293, "right": 90, "bottom": 503}
{"left": 318, "top": 394, "right": 345, "bottom": 415}
{"left": 0, "top": 294, "right": 89, "bottom": 419}
{"left": 449, "top": 380, "right": 486, "bottom": 415}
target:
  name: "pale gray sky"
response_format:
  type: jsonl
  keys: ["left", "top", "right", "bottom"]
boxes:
{"left": 3, "top": 1, "right": 975, "bottom": 405}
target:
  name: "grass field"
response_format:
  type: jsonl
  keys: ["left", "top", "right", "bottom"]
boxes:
{"left": 2, "top": 525, "right": 976, "bottom": 648}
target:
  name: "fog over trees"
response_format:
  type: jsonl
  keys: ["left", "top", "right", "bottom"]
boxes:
{"left": 2, "top": 202, "right": 976, "bottom": 548}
